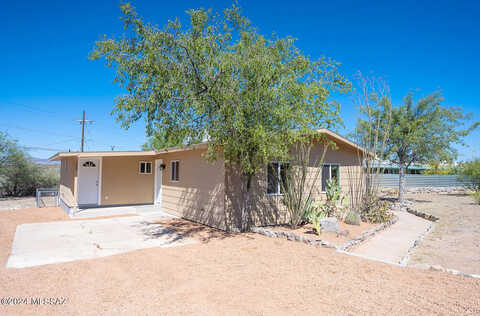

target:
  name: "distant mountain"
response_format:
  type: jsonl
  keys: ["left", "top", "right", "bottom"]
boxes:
{"left": 32, "top": 157, "right": 60, "bottom": 165}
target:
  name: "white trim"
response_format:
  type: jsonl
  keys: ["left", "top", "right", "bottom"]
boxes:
{"left": 139, "top": 161, "right": 152, "bottom": 174}
{"left": 154, "top": 159, "right": 163, "bottom": 208}
{"left": 98, "top": 157, "right": 103, "bottom": 206}
{"left": 170, "top": 160, "right": 180, "bottom": 182}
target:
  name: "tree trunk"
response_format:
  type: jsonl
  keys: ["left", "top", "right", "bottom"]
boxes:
{"left": 398, "top": 162, "right": 406, "bottom": 204}
{"left": 240, "top": 173, "right": 253, "bottom": 232}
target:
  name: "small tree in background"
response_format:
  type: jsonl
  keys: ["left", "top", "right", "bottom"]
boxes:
{"left": 349, "top": 72, "right": 392, "bottom": 217}
{"left": 90, "top": 3, "right": 349, "bottom": 231}
{"left": 358, "top": 90, "right": 478, "bottom": 203}
{"left": 458, "top": 159, "right": 480, "bottom": 204}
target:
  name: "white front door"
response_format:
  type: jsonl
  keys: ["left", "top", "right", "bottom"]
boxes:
{"left": 154, "top": 159, "right": 163, "bottom": 208}
{"left": 78, "top": 158, "right": 100, "bottom": 205}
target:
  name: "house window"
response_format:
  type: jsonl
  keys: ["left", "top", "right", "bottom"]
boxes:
{"left": 322, "top": 164, "right": 340, "bottom": 191}
{"left": 171, "top": 161, "right": 179, "bottom": 181}
{"left": 139, "top": 161, "right": 152, "bottom": 174}
{"left": 267, "top": 162, "right": 289, "bottom": 195}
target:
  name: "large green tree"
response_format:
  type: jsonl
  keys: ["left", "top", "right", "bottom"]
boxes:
{"left": 90, "top": 3, "right": 348, "bottom": 230}
{"left": 360, "top": 92, "right": 478, "bottom": 203}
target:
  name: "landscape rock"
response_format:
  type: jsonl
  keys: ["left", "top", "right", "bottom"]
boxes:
{"left": 320, "top": 217, "right": 340, "bottom": 233}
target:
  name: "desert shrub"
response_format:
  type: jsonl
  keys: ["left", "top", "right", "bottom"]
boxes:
{"left": 471, "top": 191, "right": 480, "bottom": 205}
{"left": 458, "top": 159, "right": 480, "bottom": 193}
{"left": 387, "top": 188, "right": 398, "bottom": 196}
{"left": 280, "top": 140, "right": 334, "bottom": 229}
{"left": 362, "top": 200, "right": 394, "bottom": 223}
{"left": 344, "top": 210, "right": 360, "bottom": 225}
{"left": 304, "top": 200, "right": 325, "bottom": 235}
{"left": 0, "top": 133, "right": 59, "bottom": 197}
{"left": 320, "top": 179, "right": 349, "bottom": 220}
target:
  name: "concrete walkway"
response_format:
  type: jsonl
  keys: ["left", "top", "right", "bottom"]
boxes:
{"left": 350, "top": 211, "right": 432, "bottom": 264}
{"left": 7, "top": 215, "right": 195, "bottom": 268}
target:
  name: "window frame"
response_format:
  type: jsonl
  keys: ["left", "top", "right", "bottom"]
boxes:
{"left": 139, "top": 161, "right": 152, "bottom": 175}
{"left": 321, "top": 163, "right": 340, "bottom": 192}
{"left": 170, "top": 160, "right": 180, "bottom": 182}
{"left": 266, "top": 162, "right": 289, "bottom": 196}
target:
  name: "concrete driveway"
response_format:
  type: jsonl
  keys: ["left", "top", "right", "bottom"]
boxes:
{"left": 7, "top": 214, "right": 195, "bottom": 268}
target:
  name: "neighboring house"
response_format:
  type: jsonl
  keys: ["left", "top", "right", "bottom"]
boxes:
{"left": 372, "top": 161, "right": 427, "bottom": 174}
{"left": 49, "top": 129, "right": 367, "bottom": 231}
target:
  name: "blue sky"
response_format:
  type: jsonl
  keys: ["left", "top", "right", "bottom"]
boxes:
{"left": 1, "top": 0, "right": 479, "bottom": 160}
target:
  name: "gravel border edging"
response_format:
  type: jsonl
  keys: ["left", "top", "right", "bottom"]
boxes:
{"left": 406, "top": 208, "right": 439, "bottom": 222}
{"left": 410, "top": 263, "right": 480, "bottom": 279}
{"left": 251, "top": 215, "right": 399, "bottom": 251}
{"left": 250, "top": 226, "right": 338, "bottom": 249}
{"left": 398, "top": 221, "right": 435, "bottom": 266}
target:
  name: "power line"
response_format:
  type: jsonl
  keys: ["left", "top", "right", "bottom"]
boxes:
{"left": 21, "top": 146, "right": 67, "bottom": 152}
{"left": 0, "top": 100, "right": 68, "bottom": 120}
{"left": 1, "top": 123, "right": 80, "bottom": 139}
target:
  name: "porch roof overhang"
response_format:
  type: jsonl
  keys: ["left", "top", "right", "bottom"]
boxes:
{"left": 316, "top": 128, "right": 373, "bottom": 157}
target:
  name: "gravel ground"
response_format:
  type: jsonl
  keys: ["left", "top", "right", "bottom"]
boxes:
{"left": 0, "top": 207, "right": 479, "bottom": 315}
{"left": 407, "top": 193, "right": 480, "bottom": 274}
{"left": 0, "top": 197, "right": 37, "bottom": 211}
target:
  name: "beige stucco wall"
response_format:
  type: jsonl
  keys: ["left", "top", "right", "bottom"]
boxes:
{"left": 101, "top": 156, "right": 155, "bottom": 205}
{"left": 225, "top": 137, "right": 364, "bottom": 228}
{"left": 56, "top": 134, "right": 362, "bottom": 231}
{"left": 59, "top": 157, "right": 77, "bottom": 207}
{"left": 158, "top": 149, "right": 227, "bottom": 230}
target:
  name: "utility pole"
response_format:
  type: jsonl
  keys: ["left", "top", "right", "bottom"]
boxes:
{"left": 76, "top": 110, "right": 93, "bottom": 152}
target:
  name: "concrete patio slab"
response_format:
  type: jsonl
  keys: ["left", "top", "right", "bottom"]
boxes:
{"left": 72, "top": 204, "right": 177, "bottom": 219}
{"left": 350, "top": 211, "right": 432, "bottom": 264}
{"left": 6, "top": 216, "right": 195, "bottom": 268}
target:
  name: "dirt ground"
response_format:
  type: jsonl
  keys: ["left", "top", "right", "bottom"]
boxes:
{"left": 407, "top": 193, "right": 480, "bottom": 274}
{"left": 0, "top": 207, "right": 479, "bottom": 315}
{"left": 269, "top": 221, "right": 376, "bottom": 246}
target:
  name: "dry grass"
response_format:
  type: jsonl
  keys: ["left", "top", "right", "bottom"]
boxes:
{"left": 0, "top": 207, "right": 479, "bottom": 315}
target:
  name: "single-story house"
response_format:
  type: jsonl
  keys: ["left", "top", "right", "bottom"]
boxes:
{"left": 49, "top": 129, "right": 367, "bottom": 231}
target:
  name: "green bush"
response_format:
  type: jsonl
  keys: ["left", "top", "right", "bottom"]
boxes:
{"left": 0, "top": 133, "right": 59, "bottom": 197}
{"left": 320, "top": 179, "right": 349, "bottom": 220}
{"left": 458, "top": 159, "right": 480, "bottom": 192}
{"left": 304, "top": 200, "right": 325, "bottom": 235}
{"left": 471, "top": 191, "right": 480, "bottom": 205}
{"left": 362, "top": 200, "right": 394, "bottom": 223}
{"left": 344, "top": 210, "right": 360, "bottom": 225}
